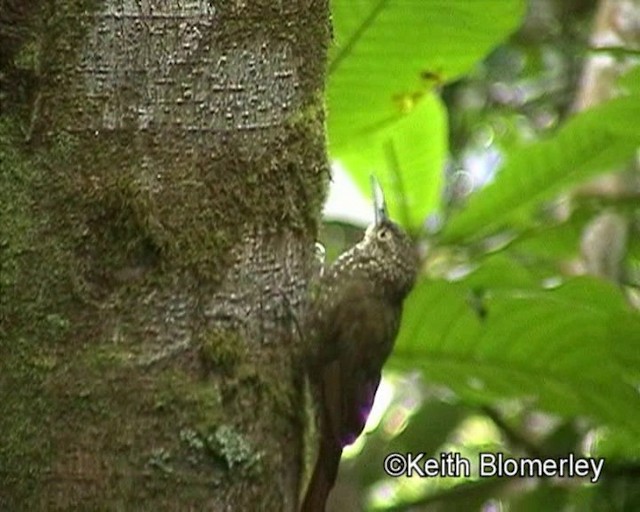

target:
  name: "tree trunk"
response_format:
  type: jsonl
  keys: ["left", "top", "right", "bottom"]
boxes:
{"left": 0, "top": 1, "right": 330, "bottom": 509}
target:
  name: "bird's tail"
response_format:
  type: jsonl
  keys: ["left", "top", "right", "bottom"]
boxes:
{"left": 300, "top": 436, "right": 342, "bottom": 512}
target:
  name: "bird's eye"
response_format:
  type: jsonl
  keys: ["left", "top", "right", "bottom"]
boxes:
{"left": 377, "top": 228, "right": 389, "bottom": 241}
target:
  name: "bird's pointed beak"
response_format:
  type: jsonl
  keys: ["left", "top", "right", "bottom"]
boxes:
{"left": 371, "top": 175, "right": 388, "bottom": 224}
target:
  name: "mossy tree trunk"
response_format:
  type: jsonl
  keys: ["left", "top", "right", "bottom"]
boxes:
{"left": 0, "top": 1, "right": 330, "bottom": 509}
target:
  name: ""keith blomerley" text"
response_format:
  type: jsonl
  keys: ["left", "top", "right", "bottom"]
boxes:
{"left": 383, "top": 452, "right": 604, "bottom": 483}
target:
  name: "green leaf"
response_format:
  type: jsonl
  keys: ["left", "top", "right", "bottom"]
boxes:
{"left": 335, "top": 93, "right": 447, "bottom": 229}
{"left": 392, "top": 276, "right": 640, "bottom": 433}
{"left": 462, "top": 253, "right": 545, "bottom": 289}
{"left": 610, "top": 311, "right": 640, "bottom": 384}
{"left": 508, "top": 485, "right": 570, "bottom": 512}
{"left": 328, "top": 0, "right": 526, "bottom": 229}
{"left": 328, "top": 0, "right": 526, "bottom": 144}
{"left": 618, "top": 65, "right": 640, "bottom": 95}
{"left": 442, "top": 95, "right": 640, "bottom": 242}
{"left": 592, "top": 427, "right": 640, "bottom": 459}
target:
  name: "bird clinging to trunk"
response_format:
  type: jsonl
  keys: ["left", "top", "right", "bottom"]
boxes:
{"left": 301, "top": 177, "right": 419, "bottom": 512}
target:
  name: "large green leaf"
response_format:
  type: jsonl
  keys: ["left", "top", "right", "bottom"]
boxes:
{"left": 334, "top": 93, "right": 446, "bottom": 229}
{"left": 442, "top": 95, "right": 640, "bottom": 242}
{"left": 618, "top": 65, "right": 640, "bottom": 95}
{"left": 328, "top": 0, "right": 526, "bottom": 229}
{"left": 328, "top": 0, "right": 526, "bottom": 145}
{"left": 392, "top": 276, "right": 640, "bottom": 432}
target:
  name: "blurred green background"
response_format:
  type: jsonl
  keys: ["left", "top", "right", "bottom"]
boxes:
{"left": 320, "top": 0, "right": 640, "bottom": 510}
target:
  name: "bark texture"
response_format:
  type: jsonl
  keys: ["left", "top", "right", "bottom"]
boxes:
{"left": 0, "top": 1, "right": 330, "bottom": 509}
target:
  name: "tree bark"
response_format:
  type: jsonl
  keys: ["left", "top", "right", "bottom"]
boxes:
{"left": 0, "top": 1, "right": 330, "bottom": 509}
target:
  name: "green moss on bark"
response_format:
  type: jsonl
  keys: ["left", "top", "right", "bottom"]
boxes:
{"left": 1, "top": 0, "right": 331, "bottom": 508}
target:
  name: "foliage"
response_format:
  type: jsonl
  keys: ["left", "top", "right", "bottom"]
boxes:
{"left": 325, "top": 0, "right": 640, "bottom": 510}
{"left": 328, "top": 0, "right": 525, "bottom": 230}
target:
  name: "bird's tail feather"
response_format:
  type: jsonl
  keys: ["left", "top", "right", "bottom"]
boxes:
{"left": 300, "top": 437, "right": 342, "bottom": 512}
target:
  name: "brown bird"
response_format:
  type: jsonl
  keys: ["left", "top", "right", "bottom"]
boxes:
{"left": 301, "top": 177, "right": 419, "bottom": 512}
